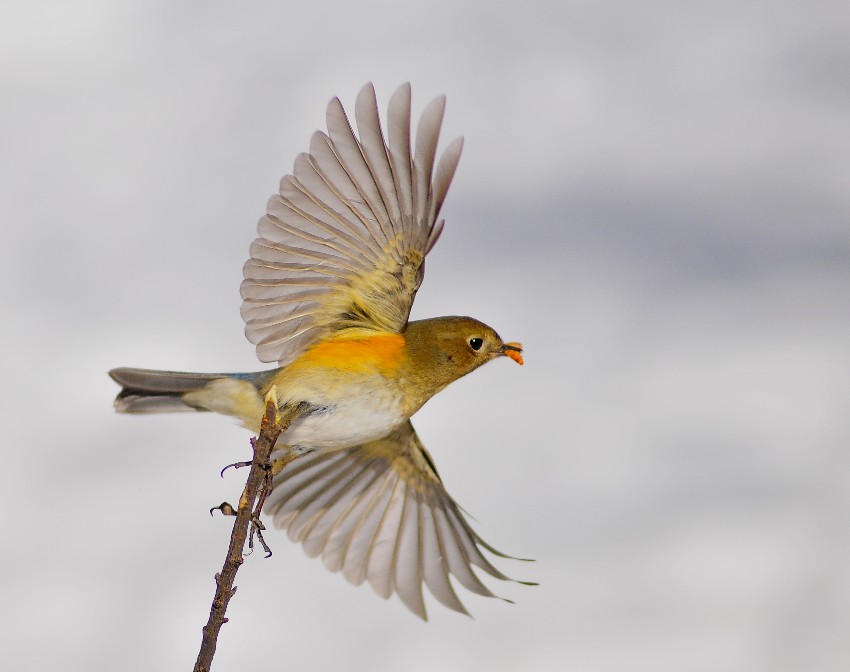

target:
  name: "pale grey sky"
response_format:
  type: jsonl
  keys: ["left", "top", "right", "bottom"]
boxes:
{"left": 3, "top": 1, "right": 849, "bottom": 671}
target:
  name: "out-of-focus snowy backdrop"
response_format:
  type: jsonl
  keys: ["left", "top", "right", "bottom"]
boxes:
{"left": 3, "top": 1, "right": 849, "bottom": 670}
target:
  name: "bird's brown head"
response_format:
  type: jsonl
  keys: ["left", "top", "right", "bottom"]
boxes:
{"left": 402, "top": 316, "right": 523, "bottom": 406}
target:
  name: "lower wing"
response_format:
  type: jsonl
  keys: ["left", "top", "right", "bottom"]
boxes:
{"left": 264, "top": 420, "right": 533, "bottom": 619}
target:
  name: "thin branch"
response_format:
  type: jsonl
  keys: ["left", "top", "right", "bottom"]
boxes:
{"left": 193, "top": 394, "right": 307, "bottom": 672}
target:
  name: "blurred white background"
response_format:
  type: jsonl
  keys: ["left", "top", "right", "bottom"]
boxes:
{"left": 3, "top": 1, "right": 849, "bottom": 670}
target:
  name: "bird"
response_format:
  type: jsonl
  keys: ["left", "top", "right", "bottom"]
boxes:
{"left": 109, "top": 82, "right": 529, "bottom": 619}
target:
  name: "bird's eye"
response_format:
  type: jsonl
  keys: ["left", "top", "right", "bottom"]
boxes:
{"left": 468, "top": 337, "right": 484, "bottom": 351}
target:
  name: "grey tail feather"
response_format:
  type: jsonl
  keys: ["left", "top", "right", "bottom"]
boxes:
{"left": 108, "top": 367, "right": 277, "bottom": 414}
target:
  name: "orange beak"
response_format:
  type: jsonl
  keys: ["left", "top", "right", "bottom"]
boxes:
{"left": 500, "top": 342, "right": 524, "bottom": 365}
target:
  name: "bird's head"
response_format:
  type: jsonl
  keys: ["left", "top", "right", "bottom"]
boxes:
{"left": 403, "top": 316, "right": 523, "bottom": 401}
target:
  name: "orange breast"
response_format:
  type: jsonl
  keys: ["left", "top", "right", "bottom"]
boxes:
{"left": 296, "top": 333, "right": 406, "bottom": 375}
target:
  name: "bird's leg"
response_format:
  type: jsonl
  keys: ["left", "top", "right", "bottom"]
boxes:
{"left": 268, "top": 450, "right": 301, "bottom": 476}
{"left": 247, "top": 452, "right": 275, "bottom": 556}
{"left": 210, "top": 456, "right": 270, "bottom": 552}
{"left": 213, "top": 440, "right": 277, "bottom": 555}
{"left": 246, "top": 505, "right": 271, "bottom": 557}
{"left": 247, "top": 444, "right": 315, "bottom": 556}
{"left": 211, "top": 389, "right": 311, "bottom": 557}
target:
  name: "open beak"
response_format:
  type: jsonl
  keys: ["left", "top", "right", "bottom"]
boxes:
{"left": 500, "top": 341, "right": 524, "bottom": 365}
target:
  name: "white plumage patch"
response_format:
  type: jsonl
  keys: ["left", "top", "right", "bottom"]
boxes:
{"left": 281, "top": 393, "right": 407, "bottom": 451}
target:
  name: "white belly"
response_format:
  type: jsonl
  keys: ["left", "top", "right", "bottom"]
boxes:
{"left": 279, "top": 393, "right": 406, "bottom": 451}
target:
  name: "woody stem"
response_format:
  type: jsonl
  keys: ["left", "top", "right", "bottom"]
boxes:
{"left": 193, "top": 398, "right": 308, "bottom": 672}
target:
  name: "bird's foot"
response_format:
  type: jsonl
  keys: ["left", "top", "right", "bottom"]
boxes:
{"left": 219, "top": 460, "right": 253, "bottom": 477}
{"left": 212, "top": 453, "right": 277, "bottom": 557}
{"left": 210, "top": 501, "right": 237, "bottom": 517}
{"left": 249, "top": 461, "right": 275, "bottom": 557}
{"left": 247, "top": 512, "right": 272, "bottom": 558}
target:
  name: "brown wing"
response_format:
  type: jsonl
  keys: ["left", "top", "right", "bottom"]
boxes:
{"left": 263, "top": 421, "right": 530, "bottom": 619}
{"left": 241, "top": 83, "right": 464, "bottom": 367}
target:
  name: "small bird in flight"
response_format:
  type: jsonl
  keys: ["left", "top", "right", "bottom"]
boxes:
{"left": 110, "top": 83, "right": 528, "bottom": 619}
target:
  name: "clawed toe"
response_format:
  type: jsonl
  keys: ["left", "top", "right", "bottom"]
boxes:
{"left": 220, "top": 460, "right": 254, "bottom": 478}
{"left": 209, "top": 501, "right": 237, "bottom": 517}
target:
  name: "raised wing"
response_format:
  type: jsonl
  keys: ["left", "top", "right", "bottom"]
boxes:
{"left": 241, "top": 83, "right": 464, "bottom": 367}
{"left": 264, "top": 421, "right": 530, "bottom": 619}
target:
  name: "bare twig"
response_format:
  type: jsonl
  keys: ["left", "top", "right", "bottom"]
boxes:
{"left": 193, "top": 394, "right": 307, "bottom": 672}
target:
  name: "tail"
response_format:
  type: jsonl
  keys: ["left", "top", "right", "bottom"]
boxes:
{"left": 108, "top": 367, "right": 277, "bottom": 414}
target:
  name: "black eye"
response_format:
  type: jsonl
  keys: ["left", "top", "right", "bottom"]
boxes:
{"left": 468, "top": 337, "right": 484, "bottom": 351}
